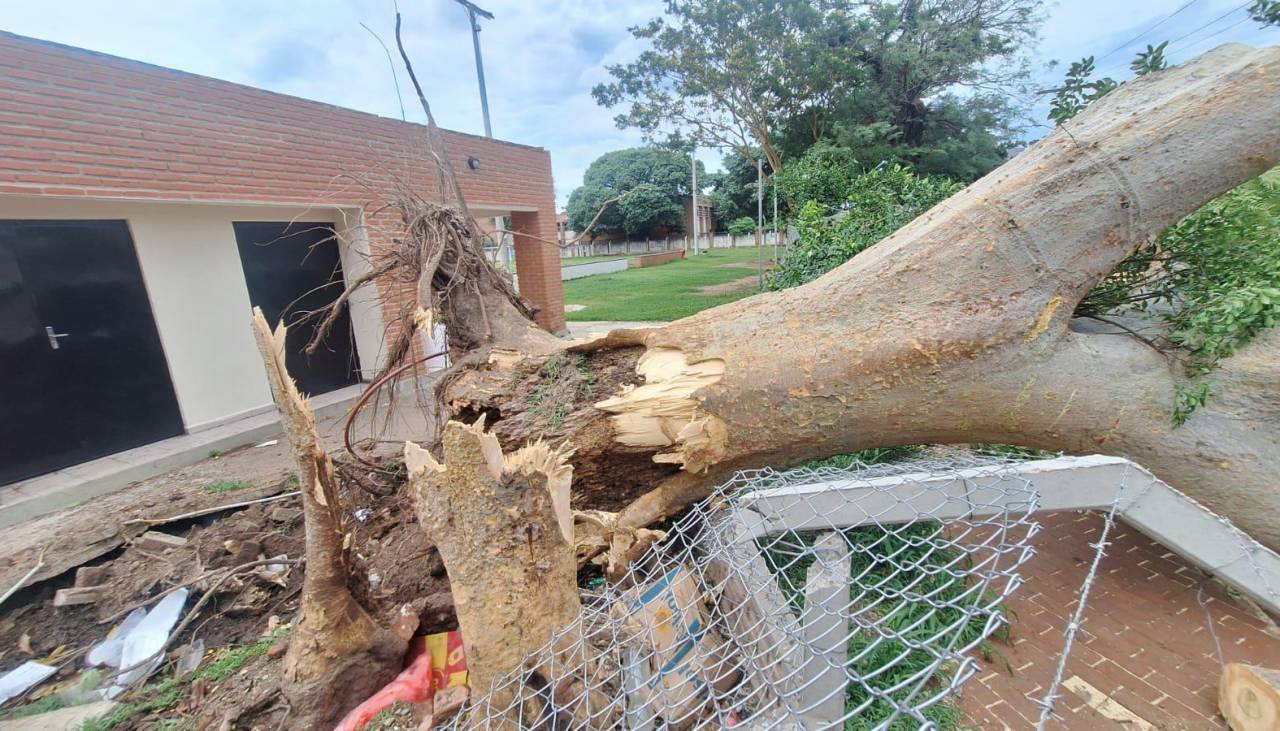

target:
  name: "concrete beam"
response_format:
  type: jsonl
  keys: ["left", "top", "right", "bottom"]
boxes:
{"left": 734, "top": 455, "right": 1280, "bottom": 616}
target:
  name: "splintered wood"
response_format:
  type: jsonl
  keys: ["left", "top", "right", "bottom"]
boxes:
{"left": 250, "top": 308, "right": 403, "bottom": 727}
{"left": 405, "top": 417, "right": 580, "bottom": 716}
{"left": 594, "top": 347, "right": 726, "bottom": 473}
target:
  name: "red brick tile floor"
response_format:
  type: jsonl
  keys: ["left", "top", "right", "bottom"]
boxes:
{"left": 958, "top": 511, "right": 1280, "bottom": 730}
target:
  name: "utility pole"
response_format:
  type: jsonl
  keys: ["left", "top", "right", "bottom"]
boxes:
{"left": 452, "top": 1, "right": 507, "bottom": 273}
{"left": 454, "top": 0, "right": 494, "bottom": 137}
{"left": 690, "top": 149, "right": 699, "bottom": 255}
{"left": 757, "top": 157, "right": 764, "bottom": 287}
{"left": 772, "top": 182, "right": 779, "bottom": 263}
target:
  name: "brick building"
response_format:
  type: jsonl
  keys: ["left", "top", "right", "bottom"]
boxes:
{"left": 0, "top": 31, "right": 564, "bottom": 484}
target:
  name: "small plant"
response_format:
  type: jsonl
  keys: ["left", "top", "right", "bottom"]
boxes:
{"left": 78, "top": 627, "right": 292, "bottom": 730}
{"left": 0, "top": 694, "right": 66, "bottom": 721}
{"left": 207, "top": 449, "right": 221, "bottom": 459}
{"left": 1047, "top": 56, "right": 1117, "bottom": 125}
{"left": 1173, "top": 382, "right": 1211, "bottom": 427}
{"left": 575, "top": 356, "right": 597, "bottom": 396}
{"left": 363, "top": 701, "right": 415, "bottom": 730}
{"left": 542, "top": 353, "right": 565, "bottom": 380}
{"left": 199, "top": 479, "right": 253, "bottom": 495}
{"left": 1129, "top": 41, "right": 1168, "bottom": 76}
{"left": 548, "top": 404, "right": 569, "bottom": 431}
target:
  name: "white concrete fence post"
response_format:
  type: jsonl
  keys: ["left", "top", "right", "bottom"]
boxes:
{"left": 799, "top": 532, "right": 852, "bottom": 726}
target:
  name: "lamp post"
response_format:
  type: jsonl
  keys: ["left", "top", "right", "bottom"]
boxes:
{"left": 452, "top": 1, "right": 508, "bottom": 269}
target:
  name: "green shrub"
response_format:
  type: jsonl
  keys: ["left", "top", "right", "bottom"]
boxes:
{"left": 727, "top": 216, "right": 757, "bottom": 237}
{"left": 1081, "top": 167, "right": 1280, "bottom": 421}
{"left": 768, "top": 164, "right": 962, "bottom": 290}
{"left": 774, "top": 143, "right": 864, "bottom": 212}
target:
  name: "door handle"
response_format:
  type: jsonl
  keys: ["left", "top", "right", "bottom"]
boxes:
{"left": 45, "top": 326, "right": 69, "bottom": 350}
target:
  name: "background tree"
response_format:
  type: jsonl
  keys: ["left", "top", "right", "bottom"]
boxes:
{"left": 598, "top": 0, "right": 1040, "bottom": 185}
{"left": 708, "top": 150, "right": 774, "bottom": 224}
{"left": 565, "top": 147, "right": 702, "bottom": 240}
{"left": 593, "top": 0, "right": 853, "bottom": 174}
{"left": 726, "top": 216, "right": 757, "bottom": 237}
{"left": 618, "top": 183, "right": 686, "bottom": 237}
{"left": 777, "top": 0, "right": 1038, "bottom": 179}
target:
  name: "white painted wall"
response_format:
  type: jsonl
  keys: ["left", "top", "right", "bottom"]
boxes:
{"left": 0, "top": 197, "right": 382, "bottom": 432}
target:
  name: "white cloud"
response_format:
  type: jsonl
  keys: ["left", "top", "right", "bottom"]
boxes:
{"left": 2, "top": 0, "right": 1277, "bottom": 206}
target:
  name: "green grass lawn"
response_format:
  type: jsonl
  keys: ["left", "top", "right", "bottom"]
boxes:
{"left": 563, "top": 247, "right": 768, "bottom": 321}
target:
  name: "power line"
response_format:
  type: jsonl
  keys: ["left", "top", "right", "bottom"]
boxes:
{"left": 1095, "top": 0, "right": 1253, "bottom": 79}
{"left": 1169, "top": 15, "right": 1251, "bottom": 52}
{"left": 1096, "top": 0, "right": 1202, "bottom": 63}
{"left": 1165, "top": 0, "right": 1253, "bottom": 47}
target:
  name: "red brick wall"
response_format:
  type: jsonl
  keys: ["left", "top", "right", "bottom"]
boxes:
{"left": 0, "top": 31, "right": 565, "bottom": 331}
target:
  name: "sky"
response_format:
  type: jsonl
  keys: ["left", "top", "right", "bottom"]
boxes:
{"left": 1, "top": 0, "right": 1277, "bottom": 208}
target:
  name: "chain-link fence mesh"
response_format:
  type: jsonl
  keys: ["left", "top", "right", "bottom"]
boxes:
{"left": 444, "top": 453, "right": 1043, "bottom": 730}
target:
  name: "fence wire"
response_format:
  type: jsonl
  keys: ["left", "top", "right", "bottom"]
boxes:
{"left": 444, "top": 453, "right": 1045, "bottom": 730}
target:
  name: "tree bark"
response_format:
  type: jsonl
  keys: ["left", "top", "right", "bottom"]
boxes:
{"left": 447, "top": 44, "right": 1280, "bottom": 549}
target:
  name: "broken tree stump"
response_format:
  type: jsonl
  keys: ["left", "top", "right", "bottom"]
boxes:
{"left": 250, "top": 308, "right": 403, "bottom": 727}
{"left": 1220, "top": 662, "right": 1280, "bottom": 731}
{"left": 405, "top": 418, "right": 580, "bottom": 715}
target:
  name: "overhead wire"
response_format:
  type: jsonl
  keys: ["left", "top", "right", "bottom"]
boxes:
{"left": 1094, "top": 0, "right": 1255, "bottom": 78}
{"left": 1094, "top": 0, "right": 1202, "bottom": 63}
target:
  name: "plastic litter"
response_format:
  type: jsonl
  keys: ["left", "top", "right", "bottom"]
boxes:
{"left": 86, "top": 607, "right": 147, "bottom": 668}
{"left": 262, "top": 555, "right": 289, "bottom": 575}
{"left": 175, "top": 638, "right": 205, "bottom": 676}
{"left": 0, "top": 660, "right": 57, "bottom": 706}
{"left": 353, "top": 508, "right": 373, "bottom": 522}
{"left": 333, "top": 631, "right": 468, "bottom": 731}
{"left": 108, "top": 588, "right": 190, "bottom": 697}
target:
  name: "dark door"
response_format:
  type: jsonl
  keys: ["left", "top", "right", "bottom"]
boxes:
{"left": 233, "top": 222, "right": 359, "bottom": 396}
{"left": 0, "top": 220, "right": 184, "bottom": 484}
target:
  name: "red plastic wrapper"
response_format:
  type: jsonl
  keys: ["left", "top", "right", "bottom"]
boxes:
{"left": 333, "top": 630, "right": 468, "bottom": 731}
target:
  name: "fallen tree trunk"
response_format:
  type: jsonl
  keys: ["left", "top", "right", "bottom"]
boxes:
{"left": 255, "top": 42, "right": 1280, "bottom": 727}
{"left": 1220, "top": 663, "right": 1280, "bottom": 731}
{"left": 444, "top": 43, "right": 1280, "bottom": 549}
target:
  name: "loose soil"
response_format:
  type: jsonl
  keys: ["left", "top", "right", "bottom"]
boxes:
{"left": 696, "top": 275, "right": 760, "bottom": 295}
{"left": 719, "top": 259, "right": 776, "bottom": 270}
{"left": 0, "top": 454, "right": 455, "bottom": 730}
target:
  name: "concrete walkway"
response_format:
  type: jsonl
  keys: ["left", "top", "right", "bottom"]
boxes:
{"left": 0, "top": 324, "right": 661, "bottom": 527}
{"left": 0, "top": 382, "right": 433, "bottom": 529}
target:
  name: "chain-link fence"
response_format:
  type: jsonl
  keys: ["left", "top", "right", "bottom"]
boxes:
{"left": 445, "top": 453, "right": 1042, "bottom": 730}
